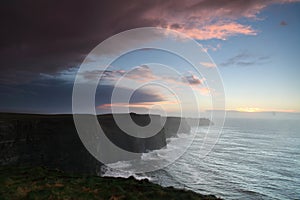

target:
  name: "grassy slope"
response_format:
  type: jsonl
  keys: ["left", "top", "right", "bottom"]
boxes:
{"left": 0, "top": 166, "right": 221, "bottom": 200}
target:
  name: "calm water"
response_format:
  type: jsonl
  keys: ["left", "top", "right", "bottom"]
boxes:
{"left": 103, "top": 117, "right": 300, "bottom": 199}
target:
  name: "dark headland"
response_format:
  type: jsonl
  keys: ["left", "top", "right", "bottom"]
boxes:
{"left": 0, "top": 113, "right": 221, "bottom": 199}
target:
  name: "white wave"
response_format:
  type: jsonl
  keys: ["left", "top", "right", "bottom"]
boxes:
{"left": 101, "top": 130, "right": 197, "bottom": 181}
{"left": 101, "top": 164, "right": 153, "bottom": 181}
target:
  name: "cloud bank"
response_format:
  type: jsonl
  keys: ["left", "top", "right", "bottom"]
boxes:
{"left": 0, "top": 0, "right": 299, "bottom": 84}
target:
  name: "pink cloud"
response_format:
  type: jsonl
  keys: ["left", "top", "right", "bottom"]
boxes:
{"left": 184, "top": 74, "right": 204, "bottom": 85}
{"left": 200, "top": 62, "right": 217, "bottom": 68}
{"left": 125, "top": 65, "right": 156, "bottom": 81}
{"left": 190, "top": 86, "right": 212, "bottom": 96}
{"left": 202, "top": 44, "right": 222, "bottom": 52}
{"left": 143, "top": 0, "right": 299, "bottom": 40}
{"left": 172, "top": 22, "right": 257, "bottom": 40}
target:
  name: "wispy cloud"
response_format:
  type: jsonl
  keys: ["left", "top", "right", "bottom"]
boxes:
{"left": 202, "top": 44, "right": 222, "bottom": 52}
{"left": 80, "top": 65, "right": 211, "bottom": 112}
{"left": 80, "top": 65, "right": 205, "bottom": 86}
{"left": 200, "top": 62, "right": 217, "bottom": 68}
{"left": 80, "top": 65, "right": 209, "bottom": 95}
{"left": 220, "top": 53, "right": 270, "bottom": 67}
{"left": 80, "top": 69, "right": 126, "bottom": 81}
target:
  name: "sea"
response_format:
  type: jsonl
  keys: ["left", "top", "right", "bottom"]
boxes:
{"left": 102, "top": 116, "right": 300, "bottom": 200}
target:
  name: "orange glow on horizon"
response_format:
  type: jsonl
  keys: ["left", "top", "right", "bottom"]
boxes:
{"left": 236, "top": 107, "right": 262, "bottom": 112}
{"left": 97, "top": 101, "right": 178, "bottom": 110}
{"left": 233, "top": 107, "right": 297, "bottom": 113}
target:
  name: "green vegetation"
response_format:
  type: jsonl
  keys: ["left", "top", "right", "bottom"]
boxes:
{"left": 0, "top": 166, "right": 221, "bottom": 200}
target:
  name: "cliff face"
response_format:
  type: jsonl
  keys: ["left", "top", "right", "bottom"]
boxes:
{"left": 99, "top": 113, "right": 167, "bottom": 153}
{"left": 0, "top": 114, "right": 101, "bottom": 175}
{"left": 163, "top": 116, "right": 191, "bottom": 138}
{"left": 0, "top": 113, "right": 211, "bottom": 174}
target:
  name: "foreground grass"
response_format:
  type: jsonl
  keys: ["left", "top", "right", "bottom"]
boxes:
{"left": 0, "top": 166, "right": 221, "bottom": 200}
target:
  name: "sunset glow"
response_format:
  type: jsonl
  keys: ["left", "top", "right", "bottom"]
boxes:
{"left": 236, "top": 107, "right": 263, "bottom": 113}
{"left": 234, "top": 107, "right": 297, "bottom": 113}
{"left": 0, "top": 0, "right": 299, "bottom": 115}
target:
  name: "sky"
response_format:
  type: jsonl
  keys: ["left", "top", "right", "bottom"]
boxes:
{"left": 0, "top": 0, "right": 299, "bottom": 116}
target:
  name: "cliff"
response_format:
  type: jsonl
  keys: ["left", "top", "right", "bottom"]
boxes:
{"left": 0, "top": 113, "right": 102, "bottom": 175}
{"left": 0, "top": 113, "right": 211, "bottom": 174}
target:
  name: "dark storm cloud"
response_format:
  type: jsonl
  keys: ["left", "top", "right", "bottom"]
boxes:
{"left": 95, "top": 84, "right": 165, "bottom": 106}
{"left": 0, "top": 78, "right": 73, "bottom": 113}
{"left": 0, "top": 76, "right": 165, "bottom": 113}
{"left": 0, "top": 0, "right": 160, "bottom": 84}
{"left": 1, "top": 0, "right": 298, "bottom": 84}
